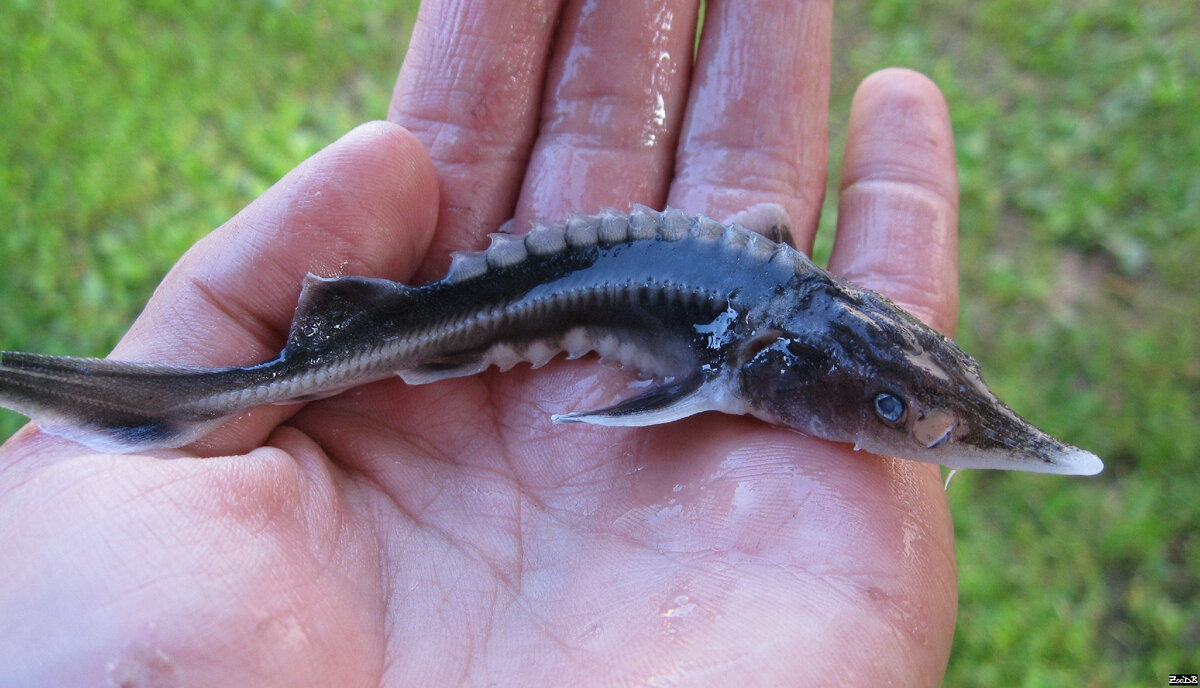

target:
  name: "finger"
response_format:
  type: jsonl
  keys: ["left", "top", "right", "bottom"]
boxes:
{"left": 667, "top": 0, "right": 833, "bottom": 250}
{"left": 829, "top": 68, "right": 959, "bottom": 337}
{"left": 389, "top": 0, "right": 562, "bottom": 277}
{"left": 827, "top": 67, "right": 958, "bottom": 563}
{"left": 514, "top": 0, "right": 700, "bottom": 226}
{"left": 111, "top": 121, "right": 438, "bottom": 454}
{"left": 825, "top": 71, "right": 961, "bottom": 678}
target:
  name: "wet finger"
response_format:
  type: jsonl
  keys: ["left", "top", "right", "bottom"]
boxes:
{"left": 515, "top": 0, "right": 700, "bottom": 227}
{"left": 829, "top": 68, "right": 959, "bottom": 336}
{"left": 667, "top": 0, "right": 833, "bottom": 250}
{"left": 823, "top": 72, "right": 960, "bottom": 674}
{"left": 389, "top": 0, "right": 562, "bottom": 276}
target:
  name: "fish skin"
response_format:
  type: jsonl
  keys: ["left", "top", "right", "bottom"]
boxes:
{"left": 0, "top": 206, "right": 1103, "bottom": 475}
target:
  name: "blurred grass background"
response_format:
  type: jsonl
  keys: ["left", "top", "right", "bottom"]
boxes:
{"left": 0, "top": 0, "right": 1195, "bottom": 684}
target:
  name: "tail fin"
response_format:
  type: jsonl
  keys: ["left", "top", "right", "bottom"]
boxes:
{"left": 0, "top": 352, "right": 249, "bottom": 452}
{"left": 2, "top": 276, "right": 415, "bottom": 453}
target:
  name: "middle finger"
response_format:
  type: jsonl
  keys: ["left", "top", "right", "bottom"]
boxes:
{"left": 668, "top": 0, "right": 833, "bottom": 251}
{"left": 514, "top": 0, "right": 700, "bottom": 226}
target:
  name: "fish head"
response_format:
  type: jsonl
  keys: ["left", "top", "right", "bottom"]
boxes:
{"left": 737, "top": 280, "right": 1103, "bottom": 475}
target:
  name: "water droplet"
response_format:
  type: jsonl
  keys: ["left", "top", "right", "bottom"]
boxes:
{"left": 662, "top": 594, "right": 697, "bottom": 619}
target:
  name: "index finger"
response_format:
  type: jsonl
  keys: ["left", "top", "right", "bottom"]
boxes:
{"left": 829, "top": 68, "right": 960, "bottom": 337}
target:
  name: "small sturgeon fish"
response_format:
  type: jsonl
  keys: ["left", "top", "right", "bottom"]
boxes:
{"left": 0, "top": 206, "right": 1102, "bottom": 475}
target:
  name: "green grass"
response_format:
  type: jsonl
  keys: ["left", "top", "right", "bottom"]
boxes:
{"left": 2, "top": 1, "right": 1197, "bottom": 684}
{"left": 0, "top": 1, "right": 416, "bottom": 358}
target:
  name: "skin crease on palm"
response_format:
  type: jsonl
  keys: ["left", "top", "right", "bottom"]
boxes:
{"left": 0, "top": 0, "right": 963, "bottom": 686}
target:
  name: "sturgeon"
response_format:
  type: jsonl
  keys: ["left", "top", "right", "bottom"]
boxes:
{"left": 0, "top": 206, "right": 1102, "bottom": 475}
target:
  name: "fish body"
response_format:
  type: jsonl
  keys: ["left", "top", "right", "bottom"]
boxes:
{"left": 0, "top": 206, "right": 1102, "bottom": 475}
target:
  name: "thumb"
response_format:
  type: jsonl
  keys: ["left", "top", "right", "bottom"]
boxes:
{"left": 111, "top": 121, "right": 439, "bottom": 454}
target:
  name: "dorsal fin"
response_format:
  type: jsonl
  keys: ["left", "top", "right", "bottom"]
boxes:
{"left": 286, "top": 274, "right": 409, "bottom": 347}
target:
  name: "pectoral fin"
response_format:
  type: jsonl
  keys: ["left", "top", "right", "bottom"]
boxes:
{"left": 552, "top": 374, "right": 729, "bottom": 427}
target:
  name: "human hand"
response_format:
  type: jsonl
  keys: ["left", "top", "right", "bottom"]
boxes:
{"left": 0, "top": 1, "right": 959, "bottom": 685}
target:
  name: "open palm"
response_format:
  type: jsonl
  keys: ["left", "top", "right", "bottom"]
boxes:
{"left": 1, "top": 1, "right": 962, "bottom": 685}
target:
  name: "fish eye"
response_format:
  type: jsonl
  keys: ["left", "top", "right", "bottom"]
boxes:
{"left": 873, "top": 392, "right": 906, "bottom": 424}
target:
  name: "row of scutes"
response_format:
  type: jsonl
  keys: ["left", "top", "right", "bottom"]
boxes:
{"left": 441, "top": 206, "right": 804, "bottom": 286}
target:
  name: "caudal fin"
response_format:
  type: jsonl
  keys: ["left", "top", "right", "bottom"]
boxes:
{"left": 0, "top": 352, "right": 247, "bottom": 452}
